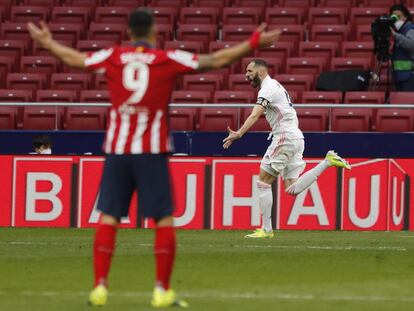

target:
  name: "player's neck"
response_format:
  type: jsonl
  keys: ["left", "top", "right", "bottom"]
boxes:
{"left": 259, "top": 74, "right": 270, "bottom": 87}
{"left": 130, "top": 39, "right": 154, "bottom": 49}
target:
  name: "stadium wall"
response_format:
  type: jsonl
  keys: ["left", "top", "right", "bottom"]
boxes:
{"left": 0, "top": 155, "right": 412, "bottom": 231}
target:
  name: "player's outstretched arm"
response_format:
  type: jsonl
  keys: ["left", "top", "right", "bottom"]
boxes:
{"left": 223, "top": 105, "right": 265, "bottom": 149}
{"left": 198, "top": 23, "right": 281, "bottom": 71}
{"left": 27, "top": 21, "right": 87, "bottom": 69}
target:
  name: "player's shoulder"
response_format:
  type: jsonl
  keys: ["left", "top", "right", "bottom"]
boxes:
{"left": 258, "top": 76, "right": 280, "bottom": 97}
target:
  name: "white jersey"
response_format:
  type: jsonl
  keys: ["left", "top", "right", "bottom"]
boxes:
{"left": 256, "top": 75, "right": 304, "bottom": 140}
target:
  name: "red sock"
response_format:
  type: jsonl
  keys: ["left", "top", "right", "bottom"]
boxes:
{"left": 93, "top": 224, "right": 117, "bottom": 287}
{"left": 154, "top": 227, "right": 176, "bottom": 290}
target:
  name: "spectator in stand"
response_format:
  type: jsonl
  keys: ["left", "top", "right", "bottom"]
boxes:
{"left": 32, "top": 135, "right": 53, "bottom": 154}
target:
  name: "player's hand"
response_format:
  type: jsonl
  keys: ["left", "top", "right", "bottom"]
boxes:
{"left": 223, "top": 126, "right": 242, "bottom": 149}
{"left": 256, "top": 23, "right": 282, "bottom": 48}
{"left": 27, "top": 21, "right": 53, "bottom": 48}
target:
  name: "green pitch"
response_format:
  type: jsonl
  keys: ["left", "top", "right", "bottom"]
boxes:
{"left": 1, "top": 228, "right": 414, "bottom": 311}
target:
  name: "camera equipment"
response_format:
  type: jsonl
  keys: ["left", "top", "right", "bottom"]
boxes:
{"left": 371, "top": 14, "right": 398, "bottom": 62}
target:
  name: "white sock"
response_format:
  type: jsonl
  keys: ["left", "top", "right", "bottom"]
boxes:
{"left": 257, "top": 181, "right": 273, "bottom": 232}
{"left": 286, "top": 159, "right": 330, "bottom": 195}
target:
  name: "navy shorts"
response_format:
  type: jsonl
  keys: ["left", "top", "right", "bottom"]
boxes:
{"left": 96, "top": 154, "right": 174, "bottom": 220}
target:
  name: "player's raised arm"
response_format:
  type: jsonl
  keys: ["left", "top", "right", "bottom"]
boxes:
{"left": 197, "top": 23, "right": 281, "bottom": 71}
{"left": 27, "top": 21, "right": 87, "bottom": 69}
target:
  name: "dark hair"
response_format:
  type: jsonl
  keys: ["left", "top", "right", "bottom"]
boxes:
{"left": 128, "top": 8, "right": 154, "bottom": 38}
{"left": 249, "top": 59, "right": 269, "bottom": 69}
{"left": 33, "top": 135, "right": 52, "bottom": 149}
{"left": 390, "top": 4, "right": 413, "bottom": 22}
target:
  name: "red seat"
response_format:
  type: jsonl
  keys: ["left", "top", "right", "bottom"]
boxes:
{"left": 64, "top": 107, "right": 106, "bottom": 130}
{"left": 362, "top": 0, "right": 395, "bottom": 6}
{"left": 21, "top": 0, "right": 60, "bottom": 4}
{"left": 256, "top": 41, "right": 294, "bottom": 61}
{"left": 0, "top": 89, "right": 33, "bottom": 102}
{"left": 301, "top": 91, "right": 342, "bottom": 103}
{"left": 6, "top": 73, "right": 47, "bottom": 91}
{"left": 51, "top": 7, "right": 91, "bottom": 27}
{"left": 10, "top": 6, "right": 50, "bottom": 23}
{"left": 222, "top": 7, "right": 261, "bottom": 25}
{"left": 171, "top": 90, "right": 211, "bottom": 103}
{"left": 0, "top": 107, "right": 17, "bottom": 129}
{"left": 278, "top": 0, "right": 314, "bottom": 8}
{"left": 287, "top": 90, "right": 299, "bottom": 103}
{"left": 150, "top": 7, "right": 177, "bottom": 25}
{"left": 33, "top": 40, "right": 73, "bottom": 56}
{"left": 88, "top": 23, "right": 126, "bottom": 42}
{"left": 228, "top": 74, "right": 250, "bottom": 91}
{"left": 286, "top": 57, "right": 326, "bottom": 75}
{"left": 179, "top": 7, "right": 217, "bottom": 25}
{"left": 94, "top": 7, "right": 131, "bottom": 24}
{"left": 64, "top": 0, "right": 101, "bottom": 6}
{"left": 36, "top": 90, "right": 78, "bottom": 102}
{"left": 169, "top": 107, "right": 196, "bottom": 131}
{"left": 240, "top": 57, "right": 282, "bottom": 75}
{"left": 199, "top": 108, "right": 238, "bottom": 131}
{"left": 331, "top": 108, "right": 372, "bottom": 131}
{"left": 389, "top": 92, "right": 414, "bottom": 104}
{"left": 183, "top": 74, "right": 223, "bottom": 92}
{"left": 242, "top": 107, "right": 270, "bottom": 131}
{"left": 48, "top": 23, "right": 84, "bottom": 46}
{"left": 80, "top": 90, "right": 110, "bottom": 102}
{"left": 164, "top": 41, "right": 203, "bottom": 54}
{"left": 308, "top": 7, "right": 347, "bottom": 25}
{"left": 319, "top": 0, "right": 356, "bottom": 6}
{"left": 0, "top": 0, "right": 12, "bottom": 19}
{"left": 344, "top": 92, "right": 385, "bottom": 104}
{"left": 234, "top": 0, "right": 268, "bottom": 8}
{"left": 330, "top": 57, "right": 371, "bottom": 71}
{"left": 298, "top": 41, "right": 338, "bottom": 62}
{"left": 213, "top": 91, "right": 255, "bottom": 103}
{"left": 310, "top": 24, "right": 350, "bottom": 41}
{"left": 22, "top": 106, "right": 62, "bottom": 130}
{"left": 20, "top": 56, "right": 59, "bottom": 75}
{"left": 191, "top": 0, "right": 231, "bottom": 8}
{"left": 107, "top": 0, "right": 146, "bottom": 6}
{"left": 0, "top": 40, "right": 26, "bottom": 66}
{"left": 350, "top": 7, "right": 388, "bottom": 30}
{"left": 296, "top": 108, "right": 329, "bottom": 131}
{"left": 93, "top": 74, "right": 108, "bottom": 90}
{"left": 1, "top": 22, "right": 32, "bottom": 41}
{"left": 148, "top": 0, "right": 188, "bottom": 6}
{"left": 0, "top": 56, "right": 15, "bottom": 88}
{"left": 155, "top": 24, "right": 174, "bottom": 48}
{"left": 277, "top": 25, "right": 305, "bottom": 48}
{"left": 356, "top": 24, "right": 373, "bottom": 41}
{"left": 222, "top": 25, "right": 256, "bottom": 41}
{"left": 177, "top": 24, "right": 217, "bottom": 50}
{"left": 265, "top": 7, "right": 304, "bottom": 25}
{"left": 274, "top": 74, "right": 314, "bottom": 93}
{"left": 341, "top": 41, "right": 374, "bottom": 61}
{"left": 51, "top": 73, "right": 90, "bottom": 91}
{"left": 77, "top": 40, "right": 114, "bottom": 52}
{"left": 375, "top": 109, "right": 414, "bottom": 132}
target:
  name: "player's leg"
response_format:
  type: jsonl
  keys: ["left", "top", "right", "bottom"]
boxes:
{"left": 89, "top": 155, "right": 134, "bottom": 306}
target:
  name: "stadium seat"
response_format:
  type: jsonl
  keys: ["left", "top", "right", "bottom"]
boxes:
{"left": 94, "top": 7, "right": 130, "bottom": 24}
{"left": 164, "top": 41, "right": 203, "bottom": 53}
{"left": 361, "top": 0, "right": 395, "bottom": 5}
{"left": 286, "top": 57, "right": 326, "bottom": 75}
{"left": 0, "top": 40, "right": 26, "bottom": 66}
{"left": 0, "top": 56, "right": 15, "bottom": 88}
{"left": 240, "top": 57, "right": 282, "bottom": 75}
{"left": 350, "top": 7, "right": 388, "bottom": 31}
{"left": 20, "top": 56, "right": 59, "bottom": 75}
{"left": 389, "top": 92, "right": 414, "bottom": 104}
{"left": 0, "top": 107, "right": 17, "bottom": 129}
{"left": 155, "top": 24, "right": 174, "bottom": 48}
{"left": 199, "top": 107, "right": 238, "bottom": 131}
{"left": 222, "top": 7, "right": 261, "bottom": 25}
{"left": 0, "top": 0, "right": 12, "bottom": 20}
{"left": 191, "top": 0, "right": 232, "bottom": 8}
{"left": 0, "top": 89, "right": 33, "bottom": 102}
{"left": 310, "top": 24, "right": 350, "bottom": 42}
{"left": 51, "top": 73, "right": 90, "bottom": 91}
{"left": 298, "top": 41, "right": 338, "bottom": 61}
{"left": 177, "top": 24, "right": 217, "bottom": 51}
{"left": 213, "top": 91, "right": 255, "bottom": 104}
{"left": 88, "top": 23, "right": 126, "bottom": 42}
{"left": 234, "top": 0, "right": 268, "bottom": 8}
{"left": 344, "top": 92, "right": 385, "bottom": 104}
{"left": 51, "top": 7, "right": 91, "bottom": 27}
{"left": 330, "top": 57, "right": 371, "bottom": 71}
{"left": 171, "top": 90, "right": 211, "bottom": 103}
{"left": 80, "top": 90, "right": 110, "bottom": 102}
{"left": 64, "top": 107, "right": 107, "bottom": 130}
{"left": 22, "top": 106, "right": 62, "bottom": 130}
{"left": 319, "top": 0, "right": 356, "bottom": 6}
{"left": 36, "top": 90, "right": 78, "bottom": 103}
{"left": 10, "top": 6, "right": 50, "bottom": 23}
{"left": 278, "top": 0, "right": 314, "bottom": 8}
{"left": 77, "top": 40, "right": 115, "bottom": 52}
{"left": 287, "top": 90, "right": 299, "bottom": 103}
{"left": 341, "top": 41, "right": 374, "bottom": 61}
{"left": 331, "top": 108, "right": 372, "bottom": 131}
{"left": 296, "top": 108, "right": 329, "bottom": 131}
{"left": 256, "top": 41, "right": 295, "bottom": 60}
{"left": 308, "top": 7, "right": 347, "bottom": 25}
{"left": 93, "top": 74, "right": 107, "bottom": 90}
{"left": 169, "top": 107, "right": 196, "bottom": 131}
{"left": 228, "top": 74, "right": 250, "bottom": 91}
{"left": 148, "top": 0, "right": 188, "bottom": 6}
{"left": 150, "top": 7, "right": 177, "bottom": 25}
{"left": 183, "top": 74, "right": 223, "bottom": 92}
{"left": 265, "top": 7, "right": 304, "bottom": 25}
{"left": 274, "top": 74, "right": 314, "bottom": 93}
{"left": 179, "top": 7, "right": 217, "bottom": 25}
{"left": 33, "top": 40, "right": 73, "bottom": 56}
{"left": 48, "top": 24, "right": 85, "bottom": 46}
{"left": 277, "top": 25, "right": 305, "bottom": 48}
{"left": 1, "top": 22, "right": 32, "bottom": 41}
{"left": 21, "top": 0, "right": 60, "bottom": 5}
{"left": 242, "top": 107, "right": 270, "bottom": 131}
{"left": 6, "top": 73, "right": 47, "bottom": 91}
{"left": 107, "top": 0, "right": 146, "bottom": 6}
{"left": 222, "top": 25, "right": 257, "bottom": 41}
{"left": 375, "top": 109, "right": 414, "bottom": 132}
{"left": 356, "top": 25, "right": 373, "bottom": 41}
{"left": 64, "top": 0, "right": 101, "bottom": 6}
{"left": 301, "top": 91, "right": 342, "bottom": 104}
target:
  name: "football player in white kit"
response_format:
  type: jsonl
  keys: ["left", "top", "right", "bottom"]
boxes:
{"left": 223, "top": 59, "right": 351, "bottom": 238}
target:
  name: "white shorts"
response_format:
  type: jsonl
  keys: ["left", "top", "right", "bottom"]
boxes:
{"left": 260, "top": 136, "right": 306, "bottom": 180}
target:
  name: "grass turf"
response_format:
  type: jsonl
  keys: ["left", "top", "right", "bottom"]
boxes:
{"left": 1, "top": 228, "right": 414, "bottom": 311}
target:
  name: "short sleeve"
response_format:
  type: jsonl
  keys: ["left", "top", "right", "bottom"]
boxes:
{"left": 166, "top": 49, "right": 199, "bottom": 74}
{"left": 84, "top": 48, "right": 114, "bottom": 73}
{"left": 256, "top": 87, "right": 273, "bottom": 108}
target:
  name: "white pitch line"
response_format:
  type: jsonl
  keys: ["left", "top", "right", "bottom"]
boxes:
{"left": 1, "top": 290, "right": 414, "bottom": 303}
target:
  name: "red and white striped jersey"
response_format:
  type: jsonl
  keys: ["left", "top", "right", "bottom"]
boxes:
{"left": 84, "top": 45, "right": 199, "bottom": 154}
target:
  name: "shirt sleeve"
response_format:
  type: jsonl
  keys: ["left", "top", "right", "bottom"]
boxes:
{"left": 166, "top": 49, "right": 199, "bottom": 74}
{"left": 84, "top": 48, "right": 114, "bottom": 73}
{"left": 256, "top": 87, "right": 273, "bottom": 108}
